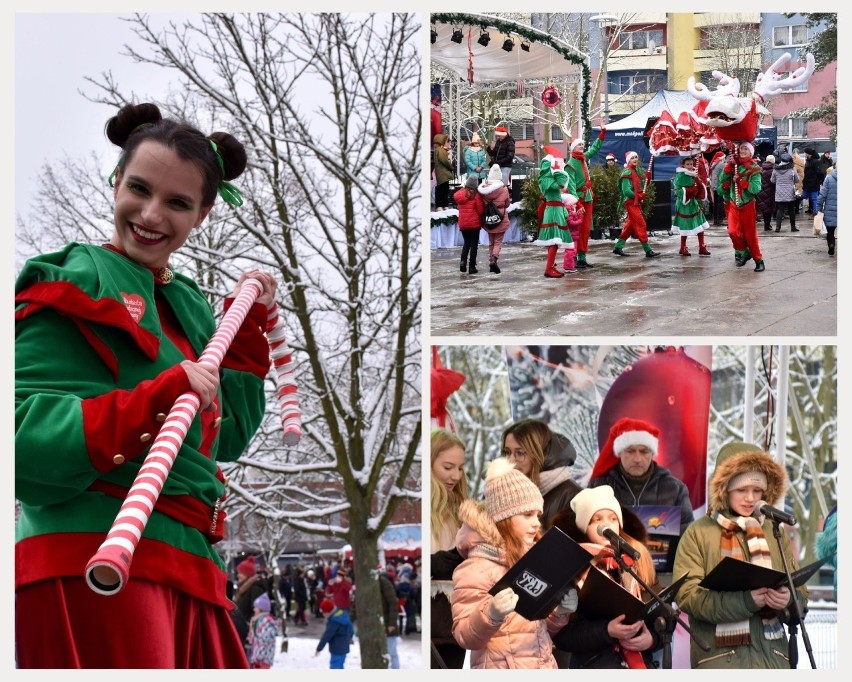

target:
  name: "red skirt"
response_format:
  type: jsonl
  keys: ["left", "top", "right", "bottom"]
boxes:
{"left": 16, "top": 577, "right": 249, "bottom": 668}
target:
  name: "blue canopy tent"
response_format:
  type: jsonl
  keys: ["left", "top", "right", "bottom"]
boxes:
{"left": 590, "top": 89, "right": 776, "bottom": 181}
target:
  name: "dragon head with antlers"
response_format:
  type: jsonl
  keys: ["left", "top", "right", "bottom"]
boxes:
{"left": 688, "top": 52, "right": 816, "bottom": 144}
{"left": 648, "top": 52, "right": 815, "bottom": 157}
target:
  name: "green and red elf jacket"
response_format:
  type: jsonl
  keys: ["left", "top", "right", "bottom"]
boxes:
{"left": 718, "top": 157, "right": 762, "bottom": 207}
{"left": 619, "top": 165, "right": 647, "bottom": 206}
{"left": 15, "top": 243, "right": 269, "bottom": 608}
{"left": 566, "top": 131, "right": 605, "bottom": 203}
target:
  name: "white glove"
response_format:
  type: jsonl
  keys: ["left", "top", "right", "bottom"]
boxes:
{"left": 556, "top": 588, "right": 579, "bottom": 615}
{"left": 487, "top": 587, "right": 519, "bottom": 622}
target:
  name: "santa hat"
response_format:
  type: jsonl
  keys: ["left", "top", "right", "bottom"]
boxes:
{"left": 570, "top": 485, "right": 624, "bottom": 534}
{"left": 486, "top": 164, "right": 503, "bottom": 184}
{"left": 569, "top": 138, "right": 585, "bottom": 152}
{"left": 736, "top": 141, "right": 755, "bottom": 157}
{"left": 606, "top": 153, "right": 617, "bottom": 161}
{"left": 237, "top": 556, "right": 257, "bottom": 578}
{"left": 542, "top": 145, "right": 564, "bottom": 169}
{"left": 495, "top": 126, "right": 508, "bottom": 137}
{"left": 710, "top": 150, "right": 726, "bottom": 167}
{"left": 624, "top": 151, "right": 639, "bottom": 167}
{"left": 484, "top": 457, "right": 543, "bottom": 523}
{"left": 590, "top": 417, "right": 661, "bottom": 480}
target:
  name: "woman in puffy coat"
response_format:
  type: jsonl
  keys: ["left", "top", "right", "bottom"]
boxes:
{"left": 770, "top": 153, "right": 798, "bottom": 233}
{"left": 672, "top": 442, "right": 807, "bottom": 669}
{"left": 453, "top": 175, "right": 485, "bottom": 274}
{"left": 756, "top": 155, "right": 776, "bottom": 231}
{"left": 451, "top": 458, "right": 576, "bottom": 669}
{"left": 477, "top": 164, "right": 512, "bottom": 274}
{"left": 816, "top": 161, "right": 838, "bottom": 255}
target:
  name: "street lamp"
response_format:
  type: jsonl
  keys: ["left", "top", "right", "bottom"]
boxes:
{"left": 590, "top": 14, "right": 618, "bottom": 125}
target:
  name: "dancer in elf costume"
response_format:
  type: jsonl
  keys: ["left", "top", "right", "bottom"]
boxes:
{"left": 566, "top": 128, "right": 607, "bottom": 268}
{"left": 672, "top": 156, "right": 711, "bottom": 256}
{"left": 535, "top": 155, "right": 576, "bottom": 278}
{"left": 15, "top": 102, "right": 278, "bottom": 668}
{"left": 613, "top": 151, "right": 659, "bottom": 258}
{"left": 718, "top": 141, "right": 764, "bottom": 272}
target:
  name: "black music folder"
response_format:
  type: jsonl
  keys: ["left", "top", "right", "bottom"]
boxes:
{"left": 698, "top": 556, "right": 828, "bottom": 592}
{"left": 576, "top": 567, "right": 688, "bottom": 626}
{"left": 488, "top": 526, "right": 595, "bottom": 620}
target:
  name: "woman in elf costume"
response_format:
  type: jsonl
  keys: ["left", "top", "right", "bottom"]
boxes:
{"left": 673, "top": 443, "right": 807, "bottom": 668}
{"left": 566, "top": 128, "right": 606, "bottom": 268}
{"left": 613, "top": 152, "right": 659, "bottom": 258}
{"left": 717, "top": 141, "right": 765, "bottom": 272}
{"left": 535, "top": 155, "right": 576, "bottom": 278}
{"left": 15, "top": 102, "right": 277, "bottom": 668}
{"left": 672, "top": 156, "right": 711, "bottom": 256}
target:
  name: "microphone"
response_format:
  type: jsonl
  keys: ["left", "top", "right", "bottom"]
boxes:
{"left": 753, "top": 500, "right": 797, "bottom": 526}
{"left": 597, "top": 524, "right": 640, "bottom": 561}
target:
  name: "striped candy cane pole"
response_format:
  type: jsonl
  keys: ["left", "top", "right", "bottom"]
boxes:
{"left": 266, "top": 303, "right": 301, "bottom": 445}
{"left": 84, "top": 279, "right": 263, "bottom": 595}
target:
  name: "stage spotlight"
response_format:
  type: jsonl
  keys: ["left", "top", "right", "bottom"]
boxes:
{"left": 502, "top": 37, "right": 515, "bottom": 52}
{"left": 431, "top": 28, "right": 437, "bottom": 44}
{"left": 478, "top": 30, "right": 490, "bottom": 47}
{"left": 520, "top": 41, "right": 530, "bottom": 52}
{"left": 451, "top": 28, "right": 463, "bottom": 44}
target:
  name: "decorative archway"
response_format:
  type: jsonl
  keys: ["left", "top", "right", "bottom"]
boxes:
{"left": 431, "top": 13, "right": 592, "bottom": 143}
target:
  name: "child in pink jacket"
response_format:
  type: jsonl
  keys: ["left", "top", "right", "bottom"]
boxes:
{"left": 451, "top": 458, "right": 578, "bottom": 668}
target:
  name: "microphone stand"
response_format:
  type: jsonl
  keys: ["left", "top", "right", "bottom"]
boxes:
{"left": 612, "top": 551, "right": 710, "bottom": 669}
{"left": 768, "top": 520, "right": 816, "bottom": 669}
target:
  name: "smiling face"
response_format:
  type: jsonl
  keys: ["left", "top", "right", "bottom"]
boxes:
{"left": 110, "top": 140, "right": 211, "bottom": 268}
{"left": 509, "top": 509, "right": 541, "bottom": 548}
{"left": 432, "top": 444, "right": 465, "bottom": 493}
{"left": 728, "top": 484, "right": 765, "bottom": 517}
{"left": 738, "top": 143, "right": 753, "bottom": 159}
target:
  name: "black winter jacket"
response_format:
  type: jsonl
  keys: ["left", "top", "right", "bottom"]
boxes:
{"left": 590, "top": 462, "right": 694, "bottom": 534}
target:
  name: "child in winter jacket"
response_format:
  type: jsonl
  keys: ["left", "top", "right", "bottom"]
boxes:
{"left": 550, "top": 486, "right": 662, "bottom": 669}
{"left": 249, "top": 593, "right": 281, "bottom": 668}
{"left": 315, "top": 598, "right": 355, "bottom": 669}
{"left": 454, "top": 174, "right": 485, "bottom": 274}
{"left": 451, "top": 458, "right": 578, "bottom": 668}
{"left": 673, "top": 442, "right": 807, "bottom": 668}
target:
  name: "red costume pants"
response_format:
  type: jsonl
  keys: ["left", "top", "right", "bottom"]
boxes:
{"left": 16, "top": 577, "right": 249, "bottom": 668}
{"left": 577, "top": 198, "right": 593, "bottom": 254}
{"left": 618, "top": 201, "right": 649, "bottom": 243}
{"left": 726, "top": 200, "right": 762, "bottom": 260}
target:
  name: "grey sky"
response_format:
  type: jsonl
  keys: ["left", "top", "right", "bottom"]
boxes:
{"left": 15, "top": 14, "right": 181, "bottom": 220}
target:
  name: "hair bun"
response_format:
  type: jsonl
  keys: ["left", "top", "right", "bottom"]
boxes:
{"left": 208, "top": 131, "right": 247, "bottom": 180}
{"left": 105, "top": 103, "right": 163, "bottom": 148}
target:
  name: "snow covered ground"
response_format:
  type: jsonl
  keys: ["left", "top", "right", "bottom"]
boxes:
{"left": 272, "top": 633, "right": 423, "bottom": 669}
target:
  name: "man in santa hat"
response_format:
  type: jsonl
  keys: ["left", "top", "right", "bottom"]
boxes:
{"left": 605, "top": 152, "right": 617, "bottom": 169}
{"left": 588, "top": 417, "right": 694, "bottom": 535}
{"left": 566, "top": 128, "right": 607, "bottom": 268}
{"left": 486, "top": 125, "right": 516, "bottom": 187}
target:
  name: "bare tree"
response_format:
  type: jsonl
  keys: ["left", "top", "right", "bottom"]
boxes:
{"left": 697, "top": 20, "right": 768, "bottom": 95}
{"left": 16, "top": 13, "right": 421, "bottom": 668}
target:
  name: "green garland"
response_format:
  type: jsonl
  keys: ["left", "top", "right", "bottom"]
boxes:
{"left": 432, "top": 12, "right": 592, "bottom": 143}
